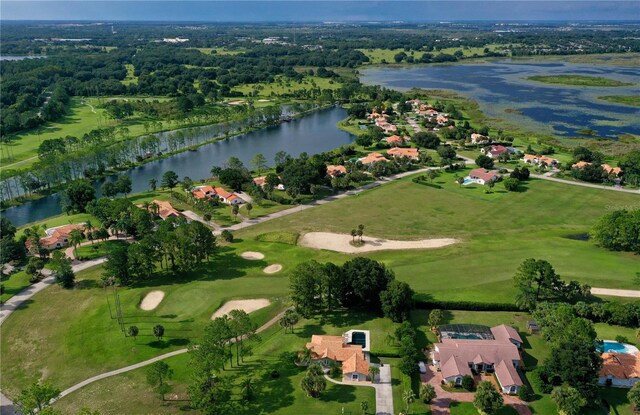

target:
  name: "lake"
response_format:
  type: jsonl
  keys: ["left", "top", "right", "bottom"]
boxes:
{"left": 0, "top": 56, "right": 47, "bottom": 61}
{"left": 3, "top": 106, "right": 354, "bottom": 226}
{"left": 360, "top": 59, "right": 640, "bottom": 138}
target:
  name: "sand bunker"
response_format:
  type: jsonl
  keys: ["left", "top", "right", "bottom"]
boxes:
{"left": 140, "top": 291, "right": 165, "bottom": 311}
{"left": 263, "top": 264, "right": 283, "bottom": 274}
{"left": 211, "top": 299, "right": 271, "bottom": 319}
{"left": 241, "top": 251, "right": 265, "bottom": 260}
{"left": 299, "top": 232, "right": 458, "bottom": 253}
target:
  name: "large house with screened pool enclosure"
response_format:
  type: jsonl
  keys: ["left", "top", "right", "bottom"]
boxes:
{"left": 306, "top": 330, "right": 371, "bottom": 382}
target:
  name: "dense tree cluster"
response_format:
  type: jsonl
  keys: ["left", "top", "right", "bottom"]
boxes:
{"left": 590, "top": 209, "right": 640, "bottom": 253}
{"left": 289, "top": 257, "right": 414, "bottom": 322}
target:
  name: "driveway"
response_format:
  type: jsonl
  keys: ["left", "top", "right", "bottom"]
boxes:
{"left": 324, "top": 363, "right": 394, "bottom": 415}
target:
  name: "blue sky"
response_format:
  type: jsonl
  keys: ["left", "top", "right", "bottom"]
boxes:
{"left": 2, "top": 1, "right": 639, "bottom": 22}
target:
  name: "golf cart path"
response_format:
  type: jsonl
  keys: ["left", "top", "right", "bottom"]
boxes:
{"left": 54, "top": 309, "right": 289, "bottom": 404}
{"left": 325, "top": 363, "right": 394, "bottom": 415}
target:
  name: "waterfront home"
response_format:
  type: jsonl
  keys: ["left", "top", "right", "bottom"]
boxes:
{"left": 306, "top": 330, "right": 371, "bottom": 382}
{"left": 27, "top": 223, "right": 86, "bottom": 251}
{"left": 359, "top": 152, "right": 389, "bottom": 166}
{"left": 572, "top": 162, "right": 622, "bottom": 177}
{"left": 385, "top": 135, "right": 404, "bottom": 146}
{"left": 192, "top": 185, "right": 244, "bottom": 205}
{"left": 191, "top": 185, "right": 216, "bottom": 200}
{"left": 387, "top": 147, "right": 419, "bottom": 160}
{"left": 432, "top": 324, "right": 523, "bottom": 394}
{"left": 599, "top": 353, "right": 640, "bottom": 388}
{"left": 327, "top": 165, "right": 347, "bottom": 177}
{"left": 143, "top": 200, "right": 182, "bottom": 221}
{"left": 467, "top": 168, "right": 500, "bottom": 185}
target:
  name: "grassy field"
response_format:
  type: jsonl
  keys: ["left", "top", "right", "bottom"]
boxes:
{"left": 235, "top": 169, "right": 640, "bottom": 302}
{"left": 0, "top": 270, "right": 31, "bottom": 303}
{"left": 450, "top": 402, "right": 518, "bottom": 415}
{"left": 232, "top": 75, "right": 342, "bottom": 98}
{"left": 598, "top": 95, "right": 640, "bottom": 107}
{"left": 122, "top": 63, "right": 138, "bottom": 86}
{"left": 1, "top": 96, "right": 172, "bottom": 168}
{"left": 357, "top": 45, "right": 508, "bottom": 64}
{"left": 75, "top": 240, "right": 129, "bottom": 260}
{"left": 526, "top": 75, "right": 633, "bottom": 87}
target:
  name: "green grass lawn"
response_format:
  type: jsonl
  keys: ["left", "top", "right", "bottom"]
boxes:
{"left": 526, "top": 75, "right": 633, "bottom": 87}
{"left": 0, "top": 270, "right": 31, "bottom": 303}
{"left": 74, "top": 240, "right": 130, "bottom": 260}
{"left": 232, "top": 75, "right": 342, "bottom": 98}
{"left": 450, "top": 402, "right": 518, "bottom": 415}
{"left": 235, "top": 169, "right": 640, "bottom": 303}
{"left": 2, "top": 96, "right": 172, "bottom": 168}
{"left": 121, "top": 63, "right": 138, "bottom": 86}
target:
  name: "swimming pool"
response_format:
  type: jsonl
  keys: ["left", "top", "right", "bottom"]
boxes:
{"left": 463, "top": 179, "right": 475, "bottom": 185}
{"left": 598, "top": 341, "right": 639, "bottom": 355}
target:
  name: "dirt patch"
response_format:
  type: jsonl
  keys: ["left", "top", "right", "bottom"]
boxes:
{"left": 211, "top": 299, "right": 271, "bottom": 319}
{"left": 299, "top": 232, "right": 458, "bottom": 253}
{"left": 241, "top": 251, "right": 265, "bottom": 260}
{"left": 263, "top": 264, "right": 283, "bottom": 274}
{"left": 140, "top": 290, "right": 165, "bottom": 311}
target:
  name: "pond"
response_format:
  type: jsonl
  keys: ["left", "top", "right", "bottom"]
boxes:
{"left": 3, "top": 106, "right": 355, "bottom": 226}
{"left": 360, "top": 59, "right": 640, "bottom": 139}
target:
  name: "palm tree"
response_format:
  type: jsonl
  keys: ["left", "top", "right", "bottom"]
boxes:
{"left": 403, "top": 389, "right": 416, "bottom": 414}
{"left": 83, "top": 221, "right": 94, "bottom": 244}
{"left": 351, "top": 229, "right": 357, "bottom": 242}
{"left": 368, "top": 366, "right": 380, "bottom": 383}
{"left": 231, "top": 205, "right": 240, "bottom": 221}
{"left": 68, "top": 229, "right": 85, "bottom": 258}
{"left": 240, "top": 377, "right": 255, "bottom": 401}
{"left": 149, "top": 178, "right": 157, "bottom": 191}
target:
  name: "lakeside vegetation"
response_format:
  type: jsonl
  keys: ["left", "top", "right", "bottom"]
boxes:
{"left": 598, "top": 95, "right": 640, "bottom": 107}
{"left": 526, "top": 74, "right": 633, "bottom": 87}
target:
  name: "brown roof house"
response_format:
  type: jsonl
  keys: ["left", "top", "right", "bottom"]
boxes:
{"left": 387, "top": 147, "right": 419, "bottom": 160}
{"left": 306, "top": 330, "right": 371, "bottom": 382}
{"left": 432, "top": 324, "right": 524, "bottom": 394}
{"left": 599, "top": 352, "right": 640, "bottom": 388}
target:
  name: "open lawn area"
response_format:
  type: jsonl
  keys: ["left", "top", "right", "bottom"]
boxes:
{"left": 2, "top": 96, "right": 172, "bottom": 168}
{"left": 232, "top": 75, "right": 342, "bottom": 98}
{"left": 450, "top": 402, "right": 518, "bottom": 415}
{"left": 235, "top": 169, "right": 640, "bottom": 303}
{"left": 75, "top": 239, "right": 130, "bottom": 260}
{"left": 0, "top": 270, "right": 31, "bottom": 303}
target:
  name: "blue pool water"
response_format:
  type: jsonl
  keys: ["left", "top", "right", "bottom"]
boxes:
{"left": 451, "top": 333, "right": 484, "bottom": 340}
{"left": 463, "top": 179, "right": 474, "bottom": 185}
{"left": 598, "top": 341, "right": 632, "bottom": 354}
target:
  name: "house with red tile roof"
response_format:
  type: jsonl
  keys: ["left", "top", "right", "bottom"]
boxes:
{"left": 253, "top": 176, "right": 267, "bottom": 187}
{"left": 522, "top": 154, "right": 558, "bottom": 167}
{"left": 27, "top": 223, "right": 86, "bottom": 251}
{"left": 385, "top": 135, "right": 404, "bottom": 146}
{"left": 467, "top": 168, "right": 500, "bottom": 185}
{"left": 359, "top": 152, "right": 388, "bottom": 166}
{"left": 470, "top": 133, "right": 490, "bottom": 145}
{"left": 599, "top": 352, "right": 640, "bottom": 388}
{"left": 327, "top": 165, "right": 347, "bottom": 177}
{"left": 481, "top": 145, "right": 508, "bottom": 159}
{"left": 306, "top": 330, "right": 370, "bottom": 382}
{"left": 191, "top": 185, "right": 244, "bottom": 205}
{"left": 387, "top": 147, "right": 419, "bottom": 160}
{"left": 572, "top": 162, "right": 622, "bottom": 177}
{"left": 139, "top": 200, "right": 183, "bottom": 221}
{"left": 432, "top": 324, "right": 523, "bottom": 394}
{"left": 191, "top": 185, "right": 216, "bottom": 200}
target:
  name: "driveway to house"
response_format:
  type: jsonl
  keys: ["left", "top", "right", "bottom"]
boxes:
{"left": 181, "top": 210, "right": 221, "bottom": 231}
{"left": 422, "top": 365, "right": 531, "bottom": 415}
{"left": 324, "top": 363, "right": 394, "bottom": 415}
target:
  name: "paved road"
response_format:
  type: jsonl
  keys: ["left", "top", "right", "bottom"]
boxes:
{"left": 325, "top": 363, "right": 394, "bottom": 415}
{"left": 591, "top": 287, "right": 640, "bottom": 298}
{"left": 182, "top": 210, "right": 221, "bottom": 231}
{"left": 0, "top": 393, "right": 15, "bottom": 415}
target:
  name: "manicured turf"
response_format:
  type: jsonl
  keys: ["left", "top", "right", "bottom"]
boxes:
{"left": 232, "top": 75, "right": 342, "bottom": 98}
{"left": 75, "top": 240, "right": 129, "bottom": 260}
{"left": 0, "top": 270, "right": 31, "bottom": 303}
{"left": 236, "top": 169, "right": 640, "bottom": 303}
{"left": 450, "top": 402, "right": 518, "bottom": 415}
{"left": 526, "top": 75, "right": 633, "bottom": 87}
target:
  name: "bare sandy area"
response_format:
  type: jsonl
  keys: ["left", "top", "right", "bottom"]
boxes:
{"left": 211, "top": 299, "right": 271, "bottom": 319}
{"left": 241, "top": 251, "right": 265, "bottom": 260}
{"left": 591, "top": 287, "right": 640, "bottom": 298}
{"left": 263, "top": 264, "right": 283, "bottom": 274}
{"left": 299, "top": 232, "right": 458, "bottom": 253}
{"left": 140, "top": 291, "right": 165, "bottom": 311}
